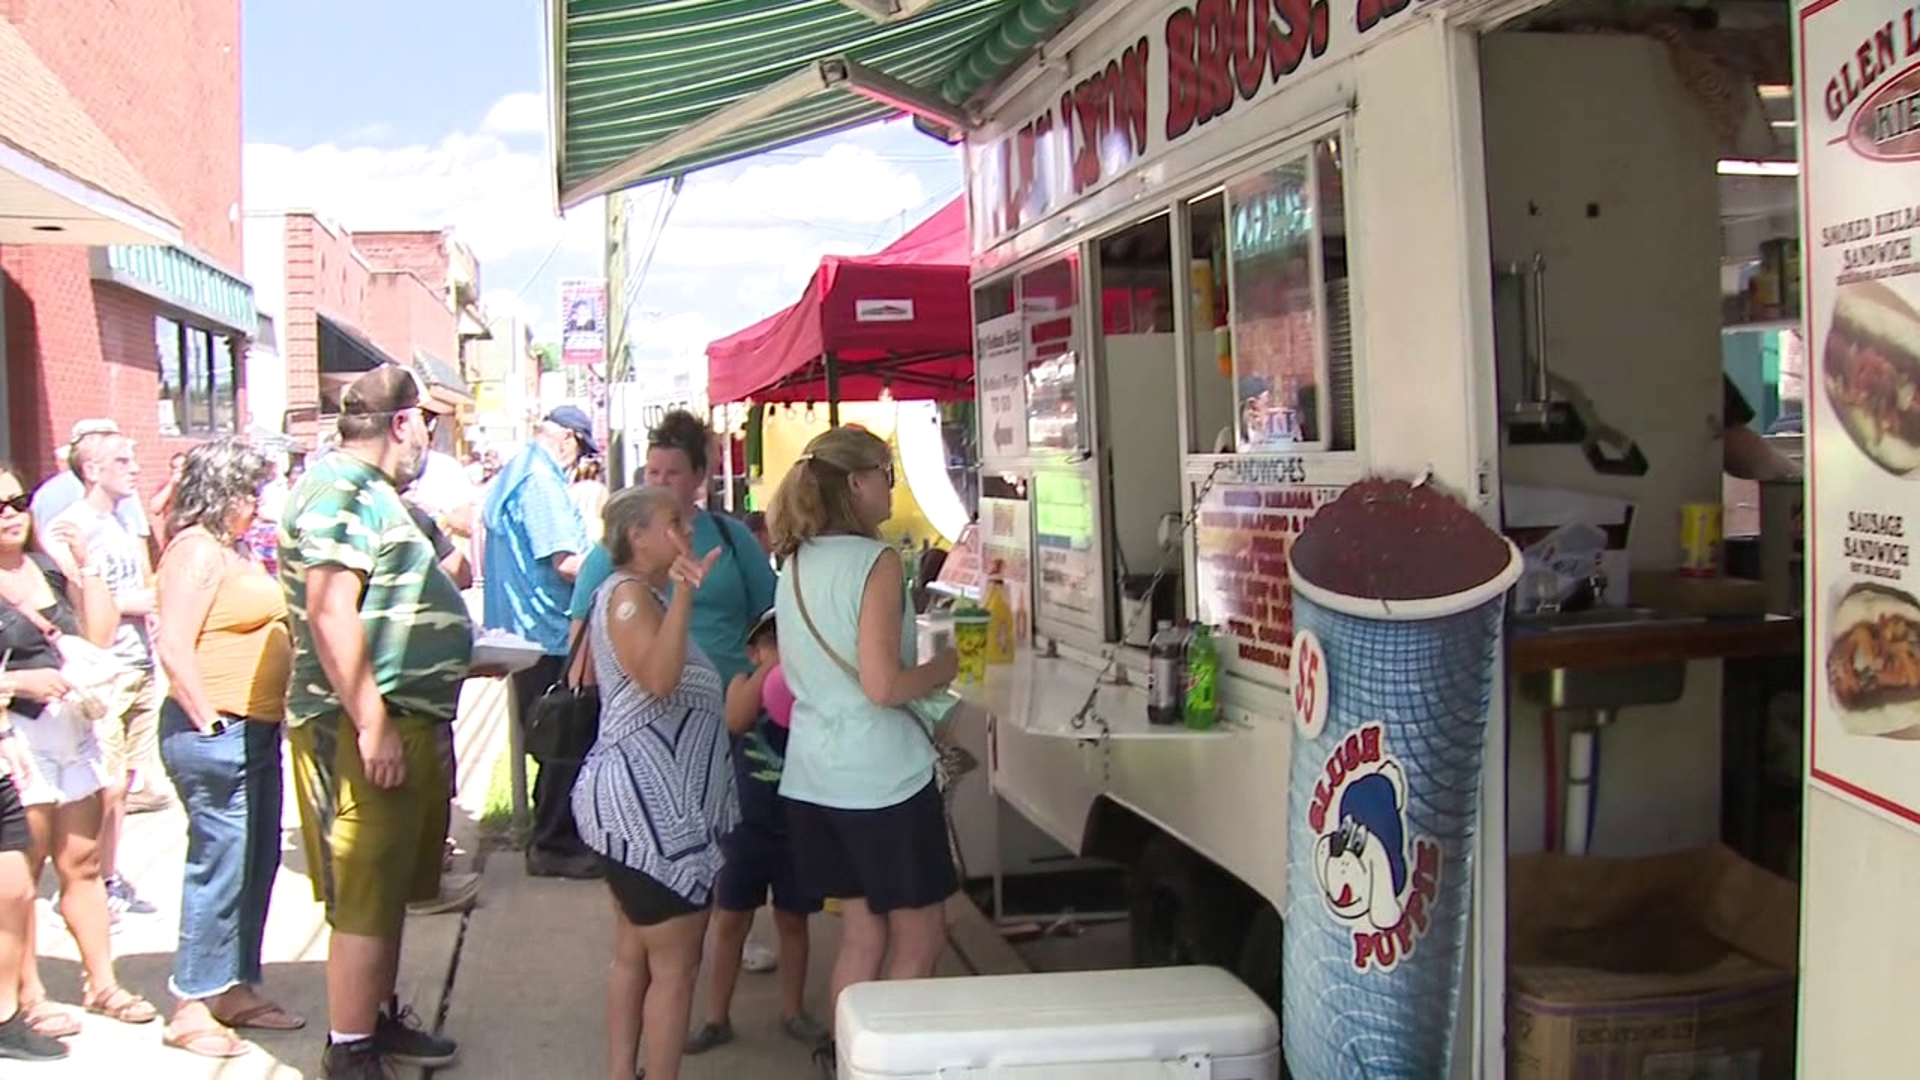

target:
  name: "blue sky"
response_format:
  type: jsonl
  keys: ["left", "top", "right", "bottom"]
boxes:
{"left": 240, "top": 0, "right": 965, "bottom": 371}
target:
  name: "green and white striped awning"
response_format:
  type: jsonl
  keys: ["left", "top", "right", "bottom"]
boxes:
{"left": 549, "top": 0, "right": 1081, "bottom": 209}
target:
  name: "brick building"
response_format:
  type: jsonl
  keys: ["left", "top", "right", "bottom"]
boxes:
{"left": 245, "top": 215, "right": 483, "bottom": 453}
{"left": 0, "top": 2, "right": 254, "bottom": 485}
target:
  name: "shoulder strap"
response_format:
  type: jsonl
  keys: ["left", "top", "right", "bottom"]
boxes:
{"left": 788, "top": 549, "right": 860, "bottom": 683}
{"left": 711, "top": 511, "right": 743, "bottom": 568}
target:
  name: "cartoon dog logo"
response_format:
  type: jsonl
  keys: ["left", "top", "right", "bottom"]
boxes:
{"left": 1314, "top": 760, "right": 1409, "bottom": 931}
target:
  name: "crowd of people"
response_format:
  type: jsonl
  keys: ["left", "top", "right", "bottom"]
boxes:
{"left": 0, "top": 360, "right": 961, "bottom": 1080}
{"left": 483, "top": 405, "right": 961, "bottom": 1080}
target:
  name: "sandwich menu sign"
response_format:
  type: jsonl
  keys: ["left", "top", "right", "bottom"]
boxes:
{"left": 1803, "top": 0, "right": 1920, "bottom": 829}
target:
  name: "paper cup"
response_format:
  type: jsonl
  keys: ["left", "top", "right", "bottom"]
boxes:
{"left": 1281, "top": 540, "right": 1521, "bottom": 1079}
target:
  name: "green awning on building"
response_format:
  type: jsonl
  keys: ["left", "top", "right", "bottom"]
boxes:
{"left": 90, "top": 244, "right": 256, "bottom": 335}
{"left": 549, "top": 0, "right": 1083, "bottom": 208}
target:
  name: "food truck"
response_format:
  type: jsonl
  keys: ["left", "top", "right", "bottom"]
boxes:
{"left": 952, "top": 0, "right": 1811, "bottom": 1074}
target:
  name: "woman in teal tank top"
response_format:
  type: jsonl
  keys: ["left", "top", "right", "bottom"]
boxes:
{"left": 766, "top": 426, "right": 959, "bottom": 1067}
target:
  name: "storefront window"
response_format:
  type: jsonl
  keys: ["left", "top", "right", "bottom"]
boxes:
{"left": 156, "top": 316, "right": 240, "bottom": 436}
{"left": 156, "top": 318, "right": 183, "bottom": 437}
{"left": 212, "top": 336, "right": 237, "bottom": 436}
{"left": 1018, "top": 254, "right": 1083, "bottom": 453}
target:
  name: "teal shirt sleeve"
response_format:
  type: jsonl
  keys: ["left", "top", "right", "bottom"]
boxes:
{"left": 567, "top": 544, "right": 614, "bottom": 622}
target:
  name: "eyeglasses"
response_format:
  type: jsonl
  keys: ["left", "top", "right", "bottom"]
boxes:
{"left": 879, "top": 462, "right": 896, "bottom": 489}
{"left": 0, "top": 494, "right": 30, "bottom": 515}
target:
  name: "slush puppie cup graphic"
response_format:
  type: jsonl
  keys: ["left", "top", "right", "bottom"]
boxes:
{"left": 1280, "top": 478, "right": 1521, "bottom": 1079}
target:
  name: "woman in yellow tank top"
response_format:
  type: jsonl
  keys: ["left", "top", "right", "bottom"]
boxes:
{"left": 151, "top": 439, "right": 301, "bottom": 1058}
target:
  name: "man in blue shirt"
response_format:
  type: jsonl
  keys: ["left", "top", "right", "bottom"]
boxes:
{"left": 483, "top": 407, "right": 594, "bottom": 879}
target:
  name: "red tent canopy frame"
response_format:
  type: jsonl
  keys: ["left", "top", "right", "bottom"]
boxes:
{"left": 706, "top": 197, "right": 974, "bottom": 408}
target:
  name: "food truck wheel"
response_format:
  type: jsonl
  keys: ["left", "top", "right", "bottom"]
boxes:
{"left": 1234, "top": 904, "right": 1284, "bottom": 1018}
{"left": 1127, "top": 836, "right": 1244, "bottom": 970}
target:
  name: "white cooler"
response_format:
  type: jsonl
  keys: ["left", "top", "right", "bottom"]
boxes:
{"left": 837, "top": 966, "right": 1280, "bottom": 1080}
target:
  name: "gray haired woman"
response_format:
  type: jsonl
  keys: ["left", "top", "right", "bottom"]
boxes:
{"left": 152, "top": 438, "right": 303, "bottom": 1057}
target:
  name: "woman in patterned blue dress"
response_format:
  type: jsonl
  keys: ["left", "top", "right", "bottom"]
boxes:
{"left": 572, "top": 486, "right": 739, "bottom": 1080}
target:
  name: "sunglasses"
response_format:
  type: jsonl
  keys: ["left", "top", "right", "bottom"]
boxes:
{"left": 0, "top": 494, "right": 30, "bottom": 515}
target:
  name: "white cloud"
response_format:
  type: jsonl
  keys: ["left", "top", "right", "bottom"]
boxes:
{"left": 481, "top": 92, "right": 547, "bottom": 137}
{"left": 244, "top": 95, "right": 959, "bottom": 352}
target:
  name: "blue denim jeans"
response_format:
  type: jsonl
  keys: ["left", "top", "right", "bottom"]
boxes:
{"left": 158, "top": 699, "right": 284, "bottom": 1000}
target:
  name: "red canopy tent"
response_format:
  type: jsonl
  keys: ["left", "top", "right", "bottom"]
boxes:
{"left": 706, "top": 197, "right": 974, "bottom": 410}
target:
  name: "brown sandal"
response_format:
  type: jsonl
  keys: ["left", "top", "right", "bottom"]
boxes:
{"left": 83, "top": 984, "right": 157, "bottom": 1025}
{"left": 211, "top": 1000, "right": 305, "bottom": 1031}
{"left": 163, "top": 1021, "right": 249, "bottom": 1059}
{"left": 21, "top": 999, "right": 79, "bottom": 1038}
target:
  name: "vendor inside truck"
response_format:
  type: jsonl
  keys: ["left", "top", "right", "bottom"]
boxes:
{"left": 1722, "top": 374, "right": 1800, "bottom": 482}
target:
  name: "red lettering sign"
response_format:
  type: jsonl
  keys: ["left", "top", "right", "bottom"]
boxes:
{"left": 1166, "top": 0, "right": 1331, "bottom": 142}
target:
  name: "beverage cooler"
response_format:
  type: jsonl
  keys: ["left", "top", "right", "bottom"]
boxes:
{"left": 835, "top": 967, "right": 1279, "bottom": 1080}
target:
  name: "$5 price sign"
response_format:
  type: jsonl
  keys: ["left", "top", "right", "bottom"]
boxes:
{"left": 1291, "top": 630, "right": 1328, "bottom": 740}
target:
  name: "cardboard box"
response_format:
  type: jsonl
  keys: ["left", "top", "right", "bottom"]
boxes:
{"left": 1508, "top": 845, "right": 1799, "bottom": 1080}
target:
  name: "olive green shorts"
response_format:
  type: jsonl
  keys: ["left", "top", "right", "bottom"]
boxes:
{"left": 288, "top": 713, "right": 449, "bottom": 938}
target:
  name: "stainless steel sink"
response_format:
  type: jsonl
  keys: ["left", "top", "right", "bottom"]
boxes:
{"left": 1520, "top": 662, "right": 1687, "bottom": 711}
{"left": 1512, "top": 607, "right": 1706, "bottom": 634}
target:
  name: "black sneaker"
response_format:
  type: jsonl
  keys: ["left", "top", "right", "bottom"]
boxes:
{"left": 0, "top": 1010, "right": 67, "bottom": 1061}
{"left": 526, "top": 848, "right": 602, "bottom": 880}
{"left": 813, "top": 1038, "right": 837, "bottom": 1079}
{"left": 322, "top": 1037, "right": 391, "bottom": 1079}
{"left": 375, "top": 999, "right": 457, "bottom": 1067}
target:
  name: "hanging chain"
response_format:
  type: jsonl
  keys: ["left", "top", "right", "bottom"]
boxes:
{"left": 1068, "top": 459, "right": 1233, "bottom": 787}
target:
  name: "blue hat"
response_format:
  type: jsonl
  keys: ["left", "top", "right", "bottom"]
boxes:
{"left": 546, "top": 405, "right": 599, "bottom": 456}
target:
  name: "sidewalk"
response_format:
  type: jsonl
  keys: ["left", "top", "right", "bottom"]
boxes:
{"left": 16, "top": 675, "right": 512, "bottom": 1078}
{"left": 13, "top": 674, "right": 1025, "bottom": 1077}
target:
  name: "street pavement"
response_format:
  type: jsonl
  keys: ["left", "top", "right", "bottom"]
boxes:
{"left": 9, "top": 673, "right": 1024, "bottom": 1078}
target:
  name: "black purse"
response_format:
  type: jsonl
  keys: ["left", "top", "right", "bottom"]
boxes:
{"left": 525, "top": 624, "right": 599, "bottom": 764}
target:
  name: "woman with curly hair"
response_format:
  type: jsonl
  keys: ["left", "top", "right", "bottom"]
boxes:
{"left": 153, "top": 438, "right": 303, "bottom": 1057}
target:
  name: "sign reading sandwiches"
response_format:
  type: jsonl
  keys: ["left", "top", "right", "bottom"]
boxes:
{"left": 1804, "top": 0, "right": 1920, "bottom": 828}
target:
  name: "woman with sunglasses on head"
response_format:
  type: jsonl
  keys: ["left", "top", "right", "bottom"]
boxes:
{"left": 0, "top": 464, "right": 155, "bottom": 1038}
{"left": 152, "top": 438, "right": 304, "bottom": 1057}
{"left": 765, "top": 426, "right": 959, "bottom": 1075}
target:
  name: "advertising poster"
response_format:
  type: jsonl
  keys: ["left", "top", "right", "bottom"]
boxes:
{"left": 559, "top": 278, "right": 608, "bottom": 367}
{"left": 1193, "top": 482, "right": 1341, "bottom": 678}
{"left": 976, "top": 313, "right": 1028, "bottom": 459}
{"left": 981, "top": 494, "right": 1033, "bottom": 644}
{"left": 1802, "top": 0, "right": 1920, "bottom": 828}
{"left": 1031, "top": 470, "right": 1102, "bottom": 636}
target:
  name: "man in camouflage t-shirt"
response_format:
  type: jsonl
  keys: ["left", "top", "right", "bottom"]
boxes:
{"left": 279, "top": 365, "right": 472, "bottom": 1078}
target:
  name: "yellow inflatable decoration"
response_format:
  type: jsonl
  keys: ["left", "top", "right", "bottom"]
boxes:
{"left": 749, "top": 402, "right": 963, "bottom": 551}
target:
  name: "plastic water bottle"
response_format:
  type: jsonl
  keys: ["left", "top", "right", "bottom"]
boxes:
{"left": 1184, "top": 623, "right": 1219, "bottom": 731}
{"left": 1148, "top": 620, "right": 1184, "bottom": 726}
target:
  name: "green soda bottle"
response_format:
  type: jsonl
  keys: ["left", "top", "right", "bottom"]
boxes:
{"left": 1184, "top": 623, "right": 1219, "bottom": 731}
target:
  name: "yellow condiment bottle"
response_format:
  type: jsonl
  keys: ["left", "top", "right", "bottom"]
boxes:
{"left": 983, "top": 577, "right": 1015, "bottom": 665}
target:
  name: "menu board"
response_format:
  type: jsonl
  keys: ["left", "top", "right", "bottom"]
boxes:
{"left": 1194, "top": 482, "right": 1342, "bottom": 680}
{"left": 1032, "top": 470, "right": 1103, "bottom": 636}
{"left": 976, "top": 313, "right": 1028, "bottom": 460}
{"left": 1802, "top": 0, "right": 1920, "bottom": 828}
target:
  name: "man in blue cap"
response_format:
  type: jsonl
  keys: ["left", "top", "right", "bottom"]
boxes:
{"left": 482, "top": 406, "right": 597, "bottom": 878}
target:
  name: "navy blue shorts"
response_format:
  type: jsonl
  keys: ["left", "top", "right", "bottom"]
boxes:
{"left": 783, "top": 781, "right": 956, "bottom": 915}
{"left": 717, "top": 818, "right": 820, "bottom": 915}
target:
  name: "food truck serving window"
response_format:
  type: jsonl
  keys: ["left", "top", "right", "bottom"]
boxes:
{"left": 1210, "top": 135, "right": 1355, "bottom": 456}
